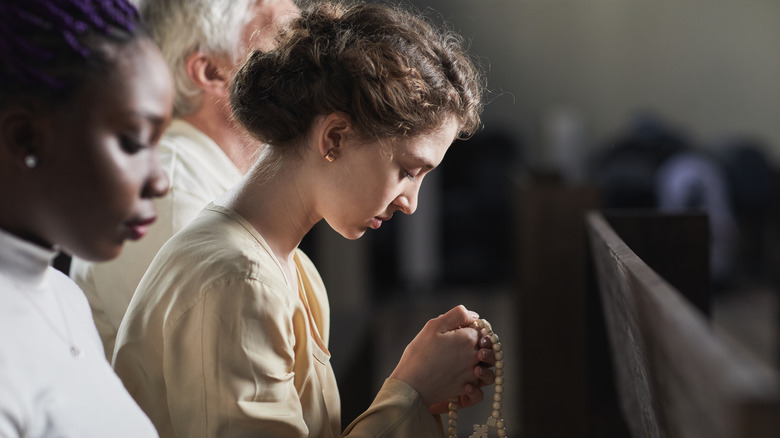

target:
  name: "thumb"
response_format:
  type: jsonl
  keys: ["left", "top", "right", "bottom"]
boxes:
{"left": 434, "top": 305, "right": 479, "bottom": 332}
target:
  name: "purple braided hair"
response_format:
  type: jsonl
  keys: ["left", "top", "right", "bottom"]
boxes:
{"left": 0, "top": 0, "right": 140, "bottom": 91}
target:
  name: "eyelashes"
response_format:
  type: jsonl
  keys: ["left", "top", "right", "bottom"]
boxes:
{"left": 119, "top": 135, "right": 146, "bottom": 154}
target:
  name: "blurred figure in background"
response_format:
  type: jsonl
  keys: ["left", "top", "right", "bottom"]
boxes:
{"left": 70, "top": 0, "right": 299, "bottom": 358}
{"left": 594, "top": 114, "right": 742, "bottom": 288}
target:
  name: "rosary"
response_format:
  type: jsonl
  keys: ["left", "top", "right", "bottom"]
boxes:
{"left": 447, "top": 318, "right": 508, "bottom": 438}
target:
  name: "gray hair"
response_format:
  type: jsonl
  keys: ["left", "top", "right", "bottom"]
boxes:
{"left": 133, "top": 0, "right": 257, "bottom": 117}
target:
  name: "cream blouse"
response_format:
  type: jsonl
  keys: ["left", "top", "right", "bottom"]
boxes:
{"left": 113, "top": 204, "right": 442, "bottom": 438}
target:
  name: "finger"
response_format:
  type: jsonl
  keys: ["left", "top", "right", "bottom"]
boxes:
{"left": 426, "top": 400, "right": 449, "bottom": 415}
{"left": 474, "top": 365, "right": 496, "bottom": 386}
{"left": 458, "top": 384, "right": 483, "bottom": 409}
{"left": 434, "top": 305, "right": 479, "bottom": 332}
{"left": 478, "top": 348, "right": 496, "bottom": 365}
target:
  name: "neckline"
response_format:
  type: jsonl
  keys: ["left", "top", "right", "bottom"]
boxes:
{"left": 0, "top": 227, "right": 57, "bottom": 287}
{"left": 294, "top": 257, "right": 330, "bottom": 358}
{"left": 205, "top": 204, "right": 330, "bottom": 357}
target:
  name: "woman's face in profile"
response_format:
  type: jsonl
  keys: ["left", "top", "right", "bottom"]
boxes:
{"left": 321, "top": 118, "right": 459, "bottom": 240}
{"left": 33, "top": 38, "right": 174, "bottom": 261}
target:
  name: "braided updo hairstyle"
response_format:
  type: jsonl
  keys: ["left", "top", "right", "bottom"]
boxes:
{"left": 230, "top": 1, "right": 484, "bottom": 151}
{"left": 0, "top": 0, "right": 143, "bottom": 103}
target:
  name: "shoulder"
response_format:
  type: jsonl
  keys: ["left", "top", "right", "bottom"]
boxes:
{"left": 47, "top": 267, "right": 93, "bottom": 314}
{"left": 141, "top": 207, "right": 293, "bottom": 310}
{"left": 158, "top": 120, "right": 242, "bottom": 201}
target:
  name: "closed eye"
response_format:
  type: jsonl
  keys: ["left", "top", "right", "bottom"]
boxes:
{"left": 120, "top": 135, "right": 146, "bottom": 154}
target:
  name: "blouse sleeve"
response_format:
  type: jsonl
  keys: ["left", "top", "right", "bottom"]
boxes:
{"left": 161, "top": 276, "right": 309, "bottom": 438}
{"left": 343, "top": 378, "right": 444, "bottom": 438}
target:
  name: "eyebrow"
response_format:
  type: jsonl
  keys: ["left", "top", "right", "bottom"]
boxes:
{"left": 139, "top": 110, "right": 168, "bottom": 124}
{"left": 124, "top": 110, "right": 168, "bottom": 128}
{"left": 406, "top": 153, "right": 436, "bottom": 171}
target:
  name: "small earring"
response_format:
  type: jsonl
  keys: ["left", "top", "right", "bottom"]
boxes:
{"left": 324, "top": 150, "right": 336, "bottom": 163}
{"left": 24, "top": 155, "right": 38, "bottom": 168}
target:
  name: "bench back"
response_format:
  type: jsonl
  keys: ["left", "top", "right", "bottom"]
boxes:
{"left": 586, "top": 211, "right": 780, "bottom": 438}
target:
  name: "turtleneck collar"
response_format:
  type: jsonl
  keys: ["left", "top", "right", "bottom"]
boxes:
{"left": 0, "top": 227, "right": 58, "bottom": 288}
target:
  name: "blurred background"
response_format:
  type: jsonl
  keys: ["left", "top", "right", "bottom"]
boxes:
{"left": 303, "top": 0, "right": 780, "bottom": 435}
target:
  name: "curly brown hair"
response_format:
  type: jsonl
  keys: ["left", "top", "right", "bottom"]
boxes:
{"left": 230, "top": 1, "right": 484, "bottom": 150}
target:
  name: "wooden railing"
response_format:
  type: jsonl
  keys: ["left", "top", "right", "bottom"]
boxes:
{"left": 587, "top": 211, "right": 780, "bottom": 437}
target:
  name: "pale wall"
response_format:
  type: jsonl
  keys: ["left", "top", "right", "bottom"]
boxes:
{"left": 411, "top": 0, "right": 780, "bottom": 167}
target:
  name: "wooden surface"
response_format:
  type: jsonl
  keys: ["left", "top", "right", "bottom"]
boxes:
{"left": 515, "top": 180, "right": 601, "bottom": 437}
{"left": 587, "top": 211, "right": 780, "bottom": 438}
{"left": 603, "top": 210, "right": 710, "bottom": 315}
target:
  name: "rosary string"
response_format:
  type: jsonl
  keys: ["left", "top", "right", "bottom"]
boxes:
{"left": 448, "top": 318, "right": 507, "bottom": 438}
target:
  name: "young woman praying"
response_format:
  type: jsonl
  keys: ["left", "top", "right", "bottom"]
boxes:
{"left": 0, "top": 0, "right": 173, "bottom": 435}
{"left": 113, "top": 2, "right": 493, "bottom": 437}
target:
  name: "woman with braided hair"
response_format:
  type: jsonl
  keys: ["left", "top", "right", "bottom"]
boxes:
{"left": 114, "top": 2, "right": 493, "bottom": 437}
{"left": 0, "top": 0, "right": 172, "bottom": 436}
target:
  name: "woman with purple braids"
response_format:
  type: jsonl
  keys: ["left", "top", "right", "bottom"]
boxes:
{"left": 0, "top": 0, "right": 172, "bottom": 436}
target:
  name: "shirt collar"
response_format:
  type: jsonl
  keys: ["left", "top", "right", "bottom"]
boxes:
{"left": 0, "top": 227, "right": 57, "bottom": 287}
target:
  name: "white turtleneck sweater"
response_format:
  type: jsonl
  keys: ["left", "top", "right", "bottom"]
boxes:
{"left": 0, "top": 227, "right": 158, "bottom": 437}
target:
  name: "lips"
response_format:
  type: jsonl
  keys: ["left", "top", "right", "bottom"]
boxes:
{"left": 371, "top": 215, "right": 393, "bottom": 230}
{"left": 125, "top": 216, "right": 156, "bottom": 240}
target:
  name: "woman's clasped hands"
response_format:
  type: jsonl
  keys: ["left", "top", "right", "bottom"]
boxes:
{"left": 389, "top": 305, "right": 498, "bottom": 415}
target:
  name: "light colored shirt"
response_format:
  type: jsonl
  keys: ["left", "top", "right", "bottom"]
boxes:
{"left": 113, "top": 204, "right": 442, "bottom": 438}
{"left": 70, "top": 120, "right": 242, "bottom": 358}
{"left": 0, "top": 227, "right": 158, "bottom": 438}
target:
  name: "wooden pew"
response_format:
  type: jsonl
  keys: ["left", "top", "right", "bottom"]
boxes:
{"left": 587, "top": 210, "right": 780, "bottom": 437}
{"left": 515, "top": 178, "right": 601, "bottom": 436}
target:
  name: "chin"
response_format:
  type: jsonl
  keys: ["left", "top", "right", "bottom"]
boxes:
{"left": 334, "top": 227, "right": 366, "bottom": 241}
{"left": 64, "top": 240, "right": 124, "bottom": 263}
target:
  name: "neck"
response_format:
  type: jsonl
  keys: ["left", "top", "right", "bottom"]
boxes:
{"left": 221, "top": 157, "right": 319, "bottom": 267}
{"left": 181, "top": 100, "right": 257, "bottom": 174}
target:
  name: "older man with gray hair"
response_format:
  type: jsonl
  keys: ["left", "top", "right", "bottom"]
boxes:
{"left": 70, "top": 0, "right": 299, "bottom": 359}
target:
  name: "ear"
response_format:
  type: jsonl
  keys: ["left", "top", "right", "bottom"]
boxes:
{"left": 0, "top": 104, "right": 43, "bottom": 170}
{"left": 184, "top": 52, "right": 231, "bottom": 98}
{"left": 317, "top": 112, "right": 352, "bottom": 161}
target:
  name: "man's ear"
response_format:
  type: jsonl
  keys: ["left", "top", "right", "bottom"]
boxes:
{"left": 184, "top": 52, "right": 231, "bottom": 98}
{"left": 0, "top": 105, "right": 42, "bottom": 169}
{"left": 317, "top": 113, "right": 352, "bottom": 161}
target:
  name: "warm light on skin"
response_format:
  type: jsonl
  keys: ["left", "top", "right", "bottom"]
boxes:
{"left": 20, "top": 39, "right": 173, "bottom": 261}
{"left": 319, "top": 118, "right": 460, "bottom": 240}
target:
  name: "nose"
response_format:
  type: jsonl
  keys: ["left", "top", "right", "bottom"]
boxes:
{"left": 395, "top": 184, "right": 420, "bottom": 215}
{"left": 142, "top": 155, "right": 170, "bottom": 199}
